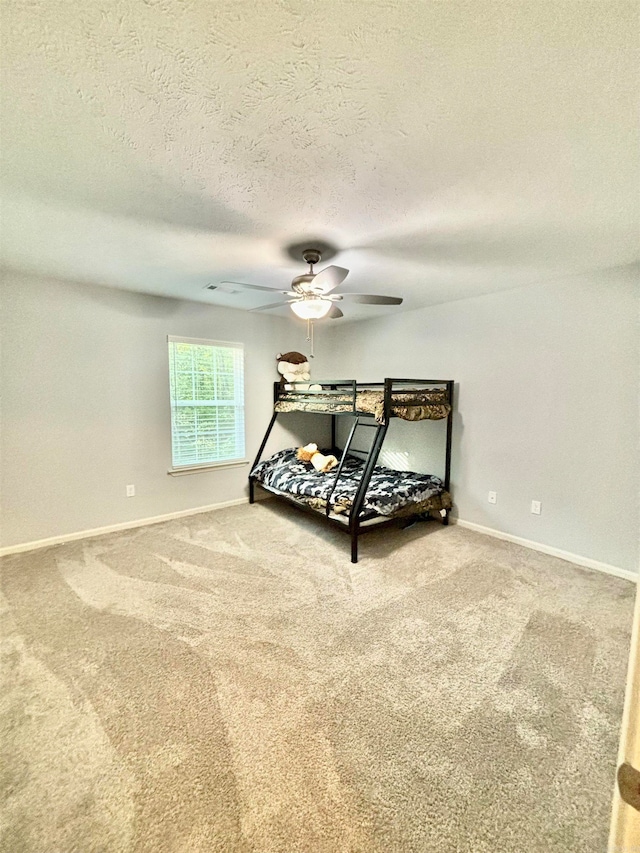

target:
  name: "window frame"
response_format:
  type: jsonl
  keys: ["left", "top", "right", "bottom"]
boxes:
{"left": 167, "top": 335, "right": 247, "bottom": 475}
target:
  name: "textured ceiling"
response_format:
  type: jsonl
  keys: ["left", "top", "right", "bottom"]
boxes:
{"left": 2, "top": 0, "right": 638, "bottom": 322}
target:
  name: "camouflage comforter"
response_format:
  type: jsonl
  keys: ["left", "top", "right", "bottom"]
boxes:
{"left": 274, "top": 388, "right": 450, "bottom": 423}
{"left": 251, "top": 448, "right": 451, "bottom": 517}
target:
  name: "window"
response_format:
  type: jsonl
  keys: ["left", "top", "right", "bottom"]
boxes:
{"left": 168, "top": 336, "right": 245, "bottom": 471}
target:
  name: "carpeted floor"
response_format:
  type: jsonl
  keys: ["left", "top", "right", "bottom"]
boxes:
{"left": 1, "top": 501, "right": 635, "bottom": 853}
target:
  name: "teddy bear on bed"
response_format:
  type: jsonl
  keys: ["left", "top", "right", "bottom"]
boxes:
{"left": 276, "top": 351, "right": 321, "bottom": 391}
{"left": 297, "top": 443, "right": 338, "bottom": 473}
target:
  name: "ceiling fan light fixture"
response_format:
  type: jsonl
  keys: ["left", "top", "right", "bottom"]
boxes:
{"left": 290, "top": 298, "right": 332, "bottom": 319}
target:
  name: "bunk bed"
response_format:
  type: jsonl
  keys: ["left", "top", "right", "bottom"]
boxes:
{"left": 249, "top": 378, "right": 454, "bottom": 563}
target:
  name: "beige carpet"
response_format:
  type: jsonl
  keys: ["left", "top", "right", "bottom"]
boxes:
{"left": 1, "top": 501, "right": 635, "bottom": 852}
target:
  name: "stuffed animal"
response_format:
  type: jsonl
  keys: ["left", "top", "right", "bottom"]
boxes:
{"left": 276, "top": 351, "right": 321, "bottom": 391}
{"left": 297, "top": 443, "right": 338, "bottom": 473}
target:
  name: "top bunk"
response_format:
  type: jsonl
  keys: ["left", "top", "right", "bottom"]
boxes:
{"left": 273, "top": 378, "right": 453, "bottom": 423}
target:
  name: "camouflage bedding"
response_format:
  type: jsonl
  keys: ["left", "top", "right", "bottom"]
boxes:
{"left": 250, "top": 448, "right": 452, "bottom": 517}
{"left": 274, "top": 388, "right": 450, "bottom": 423}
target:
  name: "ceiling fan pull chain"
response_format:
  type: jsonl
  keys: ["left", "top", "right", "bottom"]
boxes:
{"left": 305, "top": 318, "right": 315, "bottom": 358}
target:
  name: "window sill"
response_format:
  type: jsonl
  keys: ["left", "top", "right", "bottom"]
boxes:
{"left": 167, "top": 460, "right": 249, "bottom": 477}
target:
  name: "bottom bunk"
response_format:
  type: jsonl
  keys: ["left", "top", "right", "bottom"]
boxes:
{"left": 250, "top": 448, "right": 452, "bottom": 560}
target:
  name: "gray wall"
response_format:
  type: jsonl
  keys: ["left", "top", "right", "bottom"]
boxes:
{"left": 2, "top": 267, "right": 638, "bottom": 574}
{"left": 324, "top": 265, "right": 639, "bottom": 573}
{"left": 0, "top": 270, "right": 329, "bottom": 547}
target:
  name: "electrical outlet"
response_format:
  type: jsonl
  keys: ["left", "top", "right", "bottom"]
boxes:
{"left": 488, "top": 491, "right": 497, "bottom": 504}
{"left": 126, "top": 484, "right": 135, "bottom": 497}
{"left": 531, "top": 500, "right": 541, "bottom": 515}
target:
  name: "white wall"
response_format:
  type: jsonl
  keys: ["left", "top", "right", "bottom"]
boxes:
{"left": 0, "top": 270, "right": 329, "bottom": 548}
{"left": 324, "top": 266, "right": 640, "bottom": 574}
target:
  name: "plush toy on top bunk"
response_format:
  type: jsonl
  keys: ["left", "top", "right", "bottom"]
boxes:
{"left": 297, "top": 443, "right": 338, "bottom": 473}
{"left": 276, "top": 351, "right": 322, "bottom": 391}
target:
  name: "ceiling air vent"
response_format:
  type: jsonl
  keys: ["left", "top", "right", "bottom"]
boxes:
{"left": 203, "top": 283, "right": 243, "bottom": 294}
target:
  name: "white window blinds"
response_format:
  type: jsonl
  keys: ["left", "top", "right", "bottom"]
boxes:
{"left": 168, "top": 336, "right": 245, "bottom": 469}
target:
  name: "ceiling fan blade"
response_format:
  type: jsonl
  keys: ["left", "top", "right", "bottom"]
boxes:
{"left": 219, "top": 280, "right": 280, "bottom": 293}
{"left": 249, "top": 300, "right": 295, "bottom": 312}
{"left": 340, "top": 294, "right": 403, "bottom": 305}
{"left": 311, "top": 265, "right": 349, "bottom": 294}
{"left": 327, "top": 304, "right": 344, "bottom": 319}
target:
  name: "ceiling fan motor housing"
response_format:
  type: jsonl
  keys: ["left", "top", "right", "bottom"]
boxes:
{"left": 291, "top": 273, "right": 317, "bottom": 292}
{"left": 292, "top": 249, "right": 325, "bottom": 293}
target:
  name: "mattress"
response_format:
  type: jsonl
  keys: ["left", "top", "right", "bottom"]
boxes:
{"left": 251, "top": 448, "right": 452, "bottom": 517}
{"left": 274, "top": 388, "right": 450, "bottom": 423}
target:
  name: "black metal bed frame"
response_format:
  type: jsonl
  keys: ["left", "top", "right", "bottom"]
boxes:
{"left": 249, "top": 378, "right": 454, "bottom": 563}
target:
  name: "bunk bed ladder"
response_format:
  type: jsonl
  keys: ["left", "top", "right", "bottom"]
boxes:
{"left": 347, "top": 419, "right": 389, "bottom": 563}
{"left": 324, "top": 417, "right": 360, "bottom": 518}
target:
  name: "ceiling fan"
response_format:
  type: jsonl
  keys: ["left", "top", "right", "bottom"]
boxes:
{"left": 220, "top": 249, "right": 403, "bottom": 319}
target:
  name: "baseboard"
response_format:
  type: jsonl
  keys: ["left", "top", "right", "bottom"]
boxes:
{"left": 0, "top": 498, "right": 250, "bottom": 557}
{"left": 452, "top": 518, "right": 638, "bottom": 584}
{"left": 4, "top": 503, "right": 636, "bottom": 583}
